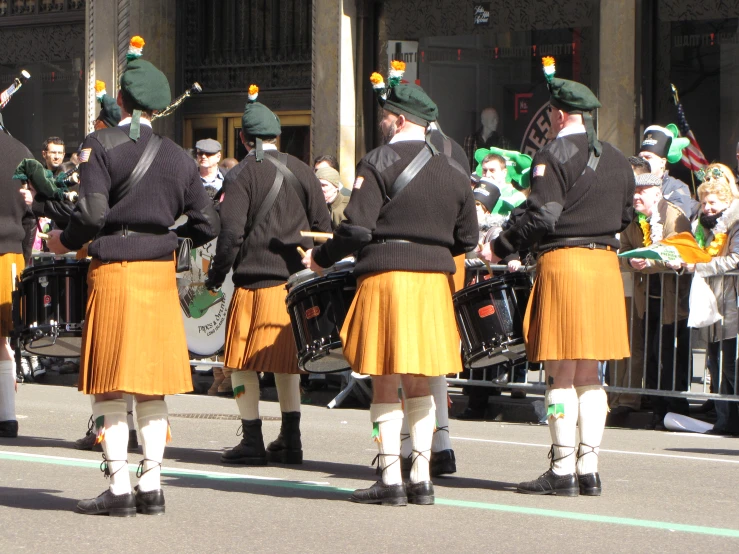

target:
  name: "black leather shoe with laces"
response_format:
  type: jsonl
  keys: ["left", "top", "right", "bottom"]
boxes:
{"left": 350, "top": 481, "right": 407, "bottom": 506}
{"left": 430, "top": 449, "right": 456, "bottom": 477}
{"left": 578, "top": 472, "right": 601, "bottom": 496}
{"left": 516, "top": 469, "right": 579, "bottom": 496}
{"left": 134, "top": 486, "right": 165, "bottom": 515}
{"left": 76, "top": 489, "right": 137, "bottom": 517}
{"left": 0, "top": 420, "right": 19, "bottom": 438}
{"left": 406, "top": 481, "right": 434, "bottom": 505}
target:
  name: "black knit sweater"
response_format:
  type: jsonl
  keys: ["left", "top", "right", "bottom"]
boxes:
{"left": 493, "top": 132, "right": 635, "bottom": 259}
{"left": 60, "top": 125, "right": 220, "bottom": 260}
{"left": 207, "top": 149, "right": 332, "bottom": 289}
{"left": 313, "top": 140, "right": 478, "bottom": 275}
{"left": 0, "top": 133, "right": 36, "bottom": 261}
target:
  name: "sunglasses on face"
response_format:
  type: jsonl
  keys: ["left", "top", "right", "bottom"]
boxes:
{"left": 196, "top": 151, "right": 218, "bottom": 157}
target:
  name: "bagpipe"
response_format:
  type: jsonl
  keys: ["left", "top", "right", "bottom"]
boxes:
{"left": 152, "top": 82, "right": 202, "bottom": 121}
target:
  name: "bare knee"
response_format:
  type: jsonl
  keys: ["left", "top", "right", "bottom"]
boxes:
{"left": 372, "top": 375, "right": 401, "bottom": 404}
{"left": 573, "top": 360, "right": 601, "bottom": 387}
{"left": 400, "top": 375, "right": 430, "bottom": 399}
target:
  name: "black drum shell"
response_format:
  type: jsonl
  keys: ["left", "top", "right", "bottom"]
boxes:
{"left": 453, "top": 272, "right": 532, "bottom": 368}
{"left": 15, "top": 259, "right": 90, "bottom": 357}
{"left": 285, "top": 271, "right": 356, "bottom": 373}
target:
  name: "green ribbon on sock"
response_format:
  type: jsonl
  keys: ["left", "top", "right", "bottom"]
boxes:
{"left": 233, "top": 384, "right": 245, "bottom": 399}
{"left": 547, "top": 403, "right": 565, "bottom": 419}
{"left": 371, "top": 422, "right": 380, "bottom": 442}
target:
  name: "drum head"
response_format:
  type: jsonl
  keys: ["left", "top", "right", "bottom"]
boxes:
{"left": 177, "top": 239, "right": 234, "bottom": 357}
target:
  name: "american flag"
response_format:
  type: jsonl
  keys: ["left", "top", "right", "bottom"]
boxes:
{"left": 675, "top": 101, "right": 709, "bottom": 177}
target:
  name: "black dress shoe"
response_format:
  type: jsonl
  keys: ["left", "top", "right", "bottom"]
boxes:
{"left": 75, "top": 489, "right": 136, "bottom": 517}
{"left": 0, "top": 420, "right": 18, "bottom": 438}
{"left": 578, "top": 473, "right": 602, "bottom": 496}
{"left": 516, "top": 469, "right": 579, "bottom": 496}
{"left": 430, "top": 449, "right": 456, "bottom": 477}
{"left": 349, "top": 481, "right": 407, "bottom": 506}
{"left": 406, "top": 481, "right": 434, "bottom": 505}
{"left": 134, "top": 486, "right": 165, "bottom": 515}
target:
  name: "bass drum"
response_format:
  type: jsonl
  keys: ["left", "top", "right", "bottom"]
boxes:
{"left": 177, "top": 238, "right": 234, "bottom": 357}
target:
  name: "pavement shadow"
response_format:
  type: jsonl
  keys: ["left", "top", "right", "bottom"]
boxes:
{"left": 0, "top": 487, "right": 78, "bottom": 511}
{"left": 431, "top": 476, "right": 518, "bottom": 493}
{"left": 665, "top": 447, "right": 739, "bottom": 457}
{"left": 162, "top": 474, "right": 348, "bottom": 503}
{"left": 163, "top": 445, "right": 232, "bottom": 466}
{"left": 0, "top": 435, "right": 77, "bottom": 450}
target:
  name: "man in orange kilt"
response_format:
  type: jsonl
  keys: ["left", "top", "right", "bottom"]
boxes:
{"left": 205, "top": 86, "right": 331, "bottom": 466}
{"left": 303, "top": 65, "right": 478, "bottom": 506}
{"left": 479, "top": 57, "right": 635, "bottom": 496}
{"left": 48, "top": 36, "right": 220, "bottom": 516}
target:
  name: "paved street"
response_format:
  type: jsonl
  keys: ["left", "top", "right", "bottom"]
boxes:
{"left": 1, "top": 384, "right": 738, "bottom": 553}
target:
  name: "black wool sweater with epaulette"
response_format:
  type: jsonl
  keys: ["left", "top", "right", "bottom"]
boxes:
{"left": 313, "top": 140, "right": 479, "bottom": 275}
{"left": 207, "top": 149, "right": 332, "bottom": 289}
{"left": 493, "top": 132, "right": 635, "bottom": 260}
{"left": 0, "top": 132, "right": 36, "bottom": 260}
{"left": 60, "top": 125, "right": 220, "bottom": 260}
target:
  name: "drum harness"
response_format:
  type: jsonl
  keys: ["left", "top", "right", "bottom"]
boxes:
{"left": 374, "top": 133, "right": 468, "bottom": 247}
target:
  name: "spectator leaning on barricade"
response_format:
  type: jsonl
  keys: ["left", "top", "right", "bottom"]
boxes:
{"left": 610, "top": 173, "right": 692, "bottom": 430}
{"left": 682, "top": 163, "right": 739, "bottom": 436}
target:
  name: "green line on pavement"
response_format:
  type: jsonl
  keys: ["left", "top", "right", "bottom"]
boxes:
{"left": 2, "top": 451, "right": 738, "bottom": 539}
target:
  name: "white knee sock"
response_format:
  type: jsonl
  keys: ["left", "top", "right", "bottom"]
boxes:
{"left": 406, "top": 395, "right": 436, "bottom": 484}
{"left": 0, "top": 361, "right": 16, "bottom": 422}
{"left": 399, "top": 387, "right": 412, "bottom": 458}
{"left": 136, "top": 399, "right": 169, "bottom": 492}
{"left": 370, "top": 403, "right": 404, "bottom": 486}
{"left": 429, "top": 376, "right": 452, "bottom": 452}
{"left": 93, "top": 399, "right": 131, "bottom": 495}
{"left": 125, "top": 394, "right": 135, "bottom": 431}
{"left": 231, "top": 370, "right": 260, "bottom": 420}
{"left": 575, "top": 385, "right": 608, "bottom": 475}
{"left": 275, "top": 373, "right": 301, "bottom": 413}
{"left": 546, "top": 388, "right": 578, "bottom": 476}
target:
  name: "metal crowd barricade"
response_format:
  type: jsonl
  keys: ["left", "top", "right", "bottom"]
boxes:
{"left": 446, "top": 259, "right": 739, "bottom": 404}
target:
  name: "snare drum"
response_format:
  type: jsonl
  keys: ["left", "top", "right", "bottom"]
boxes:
{"left": 177, "top": 239, "right": 234, "bottom": 357}
{"left": 453, "top": 272, "right": 532, "bottom": 368}
{"left": 285, "top": 259, "right": 356, "bottom": 373}
{"left": 14, "top": 256, "right": 90, "bottom": 357}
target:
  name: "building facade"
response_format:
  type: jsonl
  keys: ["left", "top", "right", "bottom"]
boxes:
{"left": 0, "top": 1, "right": 737, "bottom": 187}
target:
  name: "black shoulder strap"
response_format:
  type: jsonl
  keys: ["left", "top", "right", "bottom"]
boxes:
{"left": 387, "top": 146, "right": 432, "bottom": 200}
{"left": 438, "top": 133, "right": 468, "bottom": 178}
{"left": 264, "top": 152, "right": 308, "bottom": 215}
{"left": 245, "top": 161, "right": 284, "bottom": 237}
{"left": 109, "top": 133, "right": 163, "bottom": 207}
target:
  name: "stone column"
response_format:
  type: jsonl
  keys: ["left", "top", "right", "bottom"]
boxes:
{"left": 312, "top": 0, "right": 357, "bottom": 185}
{"left": 598, "top": 0, "right": 636, "bottom": 154}
{"left": 86, "top": 0, "right": 177, "bottom": 138}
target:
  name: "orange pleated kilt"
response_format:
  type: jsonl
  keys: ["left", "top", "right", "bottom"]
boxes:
{"left": 524, "top": 247, "right": 630, "bottom": 362}
{"left": 223, "top": 284, "right": 299, "bottom": 374}
{"left": 0, "top": 252, "right": 24, "bottom": 337}
{"left": 78, "top": 259, "right": 193, "bottom": 395}
{"left": 340, "top": 271, "right": 462, "bottom": 377}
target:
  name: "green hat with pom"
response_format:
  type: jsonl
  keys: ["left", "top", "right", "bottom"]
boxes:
{"left": 241, "top": 84, "right": 281, "bottom": 161}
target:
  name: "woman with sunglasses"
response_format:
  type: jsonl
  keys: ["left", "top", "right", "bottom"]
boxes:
{"left": 682, "top": 163, "right": 739, "bottom": 435}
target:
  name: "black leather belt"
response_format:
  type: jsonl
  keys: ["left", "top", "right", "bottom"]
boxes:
{"left": 539, "top": 240, "right": 615, "bottom": 254}
{"left": 373, "top": 239, "right": 413, "bottom": 245}
{"left": 101, "top": 224, "right": 170, "bottom": 238}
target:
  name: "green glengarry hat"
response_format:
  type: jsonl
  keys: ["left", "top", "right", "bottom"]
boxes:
{"left": 241, "top": 84, "right": 281, "bottom": 162}
{"left": 94, "top": 80, "right": 121, "bottom": 128}
{"left": 370, "top": 62, "right": 438, "bottom": 126}
{"left": 119, "top": 36, "right": 171, "bottom": 140}
{"left": 542, "top": 56, "right": 602, "bottom": 156}
{"left": 474, "top": 146, "right": 533, "bottom": 189}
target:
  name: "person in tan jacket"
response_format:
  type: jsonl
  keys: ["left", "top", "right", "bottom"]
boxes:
{"left": 316, "top": 166, "right": 350, "bottom": 230}
{"left": 611, "top": 173, "right": 692, "bottom": 429}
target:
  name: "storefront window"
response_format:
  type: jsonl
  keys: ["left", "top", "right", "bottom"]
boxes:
{"left": 380, "top": 0, "right": 598, "bottom": 169}
{"left": 645, "top": 2, "right": 739, "bottom": 182}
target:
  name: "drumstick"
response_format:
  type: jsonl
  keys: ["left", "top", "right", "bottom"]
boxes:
{"left": 300, "top": 231, "right": 333, "bottom": 239}
{"left": 37, "top": 232, "right": 49, "bottom": 239}
{"left": 478, "top": 243, "right": 494, "bottom": 277}
{"left": 297, "top": 246, "right": 322, "bottom": 276}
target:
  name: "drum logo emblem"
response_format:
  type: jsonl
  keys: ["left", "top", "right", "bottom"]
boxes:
{"left": 478, "top": 304, "right": 495, "bottom": 318}
{"left": 43, "top": 294, "right": 52, "bottom": 307}
{"left": 39, "top": 276, "right": 48, "bottom": 287}
{"left": 306, "top": 306, "right": 321, "bottom": 319}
